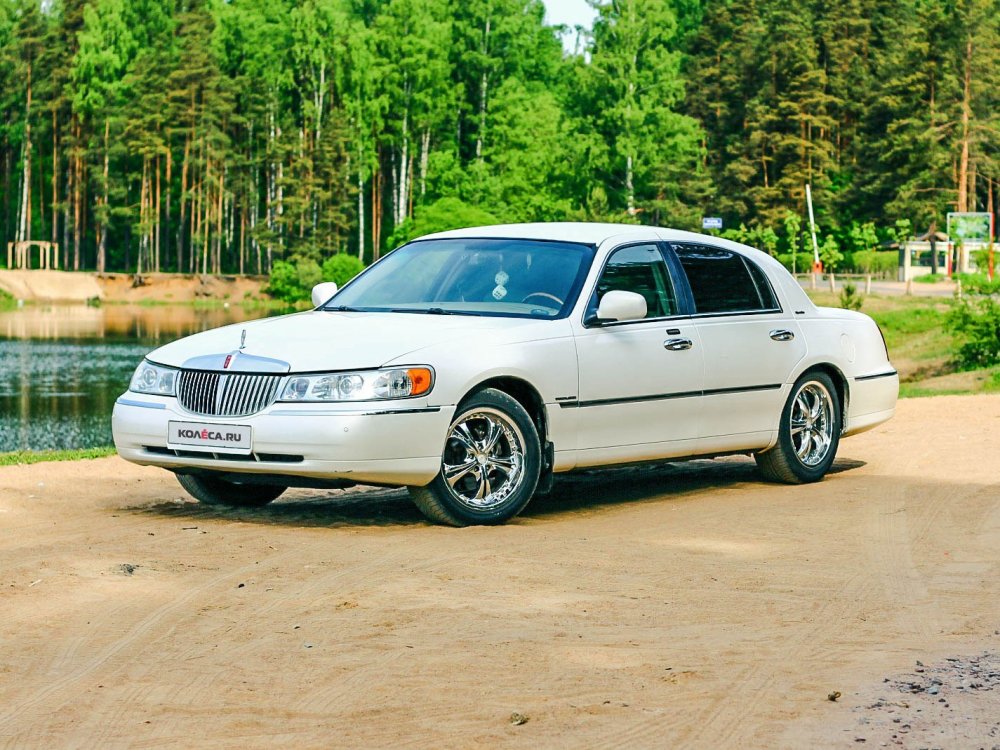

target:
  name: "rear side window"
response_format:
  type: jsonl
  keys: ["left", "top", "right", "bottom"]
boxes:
{"left": 674, "top": 244, "right": 780, "bottom": 314}
{"left": 591, "top": 244, "right": 678, "bottom": 319}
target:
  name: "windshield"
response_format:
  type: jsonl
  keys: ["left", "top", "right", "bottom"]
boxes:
{"left": 325, "top": 238, "right": 595, "bottom": 318}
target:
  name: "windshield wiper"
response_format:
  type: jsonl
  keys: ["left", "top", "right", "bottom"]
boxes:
{"left": 390, "top": 307, "right": 462, "bottom": 315}
{"left": 324, "top": 304, "right": 363, "bottom": 312}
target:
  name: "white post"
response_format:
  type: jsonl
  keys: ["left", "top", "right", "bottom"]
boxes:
{"left": 806, "top": 183, "right": 821, "bottom": 286}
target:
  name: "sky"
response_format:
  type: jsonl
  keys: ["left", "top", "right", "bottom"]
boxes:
{"left": 543, "top": 0, "right": 598, "bottom": 51}
{"left": 543, "top": 0, "right": 597, "bottom": 29}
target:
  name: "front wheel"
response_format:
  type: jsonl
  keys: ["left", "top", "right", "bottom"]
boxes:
{"left": 176, "top": 474, "right": 285, "bottom": 507}
{"left": 755, "top": 371, "right": 842, "bottom": 484}
{"left": 409, "top": 388, "right": 541, "bottom": 526}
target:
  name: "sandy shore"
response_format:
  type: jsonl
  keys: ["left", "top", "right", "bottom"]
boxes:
{"left": 1, "top": 395, "right": 998, "bottom": 748}
{"left": 0, "top": 270, "right": 267, "bottom": 304}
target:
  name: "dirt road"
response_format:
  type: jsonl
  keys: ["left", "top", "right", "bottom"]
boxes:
{"left": 2, "top": 396, "right": 998, "bottom": 748}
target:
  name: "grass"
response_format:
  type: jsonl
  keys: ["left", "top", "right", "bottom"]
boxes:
{"left": 0, "top": 446, "right": 117, "bottom": 467}
{"left": 0, "top": 288, "right": 16, "bottom": 310}
{"left": 127, "top": 296, "right": 290, "bottom": 311}
{"left": 805, "top": 290, "right": 1000, "bottom": 398}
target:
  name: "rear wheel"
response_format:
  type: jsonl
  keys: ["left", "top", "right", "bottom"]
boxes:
{"left": 756, "top": 371, "right": 841, "bottom": 484}
{"left": 176, "top": 474, "right": 285, "bottom": 507}
{"left": 409, "top": 388, "right": 541, "bottom": 526}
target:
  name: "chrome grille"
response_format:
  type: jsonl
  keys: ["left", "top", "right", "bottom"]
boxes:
{"left": 177, "top": 370, "right": 282, "bottom": 417}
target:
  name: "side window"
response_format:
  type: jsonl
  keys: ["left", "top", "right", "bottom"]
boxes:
{"left": 591, "top": 244, "right": 678, "bottom": 319}
{"left": 674, "top": 244, "right": 779, "bottom": 314}
{"left": 743, "top": 256, "right": 779, "bottom": 310}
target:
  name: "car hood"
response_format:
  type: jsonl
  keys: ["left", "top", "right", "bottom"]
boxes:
{"left": 147, "top": 310, "right": 557, "bottom": 372}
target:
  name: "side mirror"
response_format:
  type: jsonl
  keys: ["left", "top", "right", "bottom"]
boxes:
{"left": 596, "top": 290, "right": 647, "bottom": 323}
{"left": 311, "top": 281, "right": 339, "bottom": 308}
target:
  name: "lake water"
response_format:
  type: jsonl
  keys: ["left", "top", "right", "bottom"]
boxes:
{"left": 0, "top": 304, "right": 280, "bottom": 453}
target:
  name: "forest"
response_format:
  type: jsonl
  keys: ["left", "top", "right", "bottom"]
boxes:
{"left": 0, "top": 0, "right": 998, "bottom": 279}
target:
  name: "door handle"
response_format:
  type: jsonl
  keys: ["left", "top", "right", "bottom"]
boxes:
{"left": 769, "top": 329, "right": 795, "bottom": 342}
{"left": 664, "top": 338, "right": 693, "bottom": 351}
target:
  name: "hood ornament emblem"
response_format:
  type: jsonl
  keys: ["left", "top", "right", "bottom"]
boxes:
{"left": 240, "top": 329, "right": 247, "bottom": 350}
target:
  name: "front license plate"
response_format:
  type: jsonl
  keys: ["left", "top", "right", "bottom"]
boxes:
{"left": 168, "top": 421, "right": 252, "bottom": 454}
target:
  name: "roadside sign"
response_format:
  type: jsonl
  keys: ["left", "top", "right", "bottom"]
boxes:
{"left": 702, "top": 217, "right": 723, "bottom": 230}
{"left": 947, "top": 212, "right": 992, "bottom": 243}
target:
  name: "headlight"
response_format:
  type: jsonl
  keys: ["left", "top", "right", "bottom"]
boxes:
{"left": 129, "top": 360, "right": 177, "bottom": 396}
{"left": 280, "top": 367, "right": 434, "bottom": 402}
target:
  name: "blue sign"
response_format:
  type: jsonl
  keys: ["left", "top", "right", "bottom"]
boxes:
{"left": 702, "top": 217, "right": 723, "bottom": 230}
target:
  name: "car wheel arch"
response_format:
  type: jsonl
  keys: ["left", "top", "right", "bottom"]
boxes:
{"left": 460, "top": 376, "right": 547, "bottom": 441}
{"left": 458, "top": 376, "right": 555, "bottom": 487}
{"left": 792, "top": 362, "right": 849, "bottom": 432}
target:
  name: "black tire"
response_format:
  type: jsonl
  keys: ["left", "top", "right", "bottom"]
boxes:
{"left": 176, "top": 473, "right": 285, "bottom": 507}
{"left": 755, "top": 371, "right": 842, "bottom": 484}
{"left": 409, "top": 388, "right": 541, "bottom": 526}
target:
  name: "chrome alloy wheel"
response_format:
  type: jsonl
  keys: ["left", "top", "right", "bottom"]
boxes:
{"left": 789, "top": 381, "right": 835, "bottom": 467}
{"left": 442, "top": 407, "right": 525, "bottom": 510}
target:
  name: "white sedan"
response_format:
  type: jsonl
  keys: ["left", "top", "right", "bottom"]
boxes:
{"left": 113, "top": 223, "right": 898, "bottom": 525}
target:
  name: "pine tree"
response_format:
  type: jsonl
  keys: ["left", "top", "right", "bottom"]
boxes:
{"left": 585, "top": 0, "right": 705, "bottom": 223}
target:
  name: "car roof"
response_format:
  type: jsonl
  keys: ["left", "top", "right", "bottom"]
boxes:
{"left": 421, "top": 222, "right": 656, "bottom": 245}
{"left": 421, "top": 222, "right": 748, "bottom": 251}
{"left": 419, "top": 221, "right": 816, "bottom": 313}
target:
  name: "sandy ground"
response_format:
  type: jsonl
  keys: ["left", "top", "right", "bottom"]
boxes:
{"left": 0, "top": 270, "right": 267, "bottom": 304}
{"left": 1, "top": 396, "right": 998, "bottom": 749}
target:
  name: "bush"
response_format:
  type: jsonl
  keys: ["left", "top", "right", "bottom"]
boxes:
{"left": 266, "top": 254, "right": 367, "bottom": 304}
{"left": 386, "top": 197, "right": 500, "bottom": 248}
{"left": 955, "top": 273, "right": 1000, "bottom": 295}
{"left": 839, "top": 283, "right": 863, "bottom": 311}
{"left": 321, "top": 253, "right": 365, "bottom": 288}
{"left": 776, "top": 252, "right": 815, "bottom": 274}
{"left": 949, "top": 295, "right": 1000, "bottom": 369}
{"left": 850, "top": 250, "right": 897, "bottom": 277}
{"left": 265, "top": 258, "right": 321, "bottom": 303}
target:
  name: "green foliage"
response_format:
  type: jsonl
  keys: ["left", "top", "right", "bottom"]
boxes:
{"left": 949, "top": 295, "right": 1000, "bottom": 369}
{"left": 970, "top": 247, "right": 997, "bottom": 278}
{"left": 847, "top": 221, "right": 879, "bottom": 254}
{"left": 0, "top": 0, "right": 998, "bottom": 275}
{"left": 819, "top": 234, "right": 843, "bottom": 271}
{"left": 387, "top": 198, "right": 500, "bottom": 248}
{"left": 839, "top": 283, "right": 863, "bottom": 311}
{"left": 721, "top": 224, "right": 748, "bottom": 243}
{"left": 888, "top": 219, "right": 912, "bottom": 248}
{"left": 776, "top": 252, "right": 814, "bottom": 274}
{"left": 850, "top": 250, "right": 897, "bottom": 276}
{"left": 783, "top": 212, "right": 802, "bottom": 255}
{"left": 267, "top": 252, "right": 367, "bottom": 303}
{"left": 264, "top": 259, "right": 315, "bottom": 303}
{"left": 957, "top": 273, "right": 1000, "bottom": 295}
{"left": 0, "top": 288, "right": 16, "bottom": 309}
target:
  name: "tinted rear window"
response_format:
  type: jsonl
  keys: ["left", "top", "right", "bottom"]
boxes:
{"left": 674, "top": 244, "right": 779, "bottom": 314}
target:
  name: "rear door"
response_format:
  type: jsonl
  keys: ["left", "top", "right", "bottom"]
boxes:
{"left": 670, "top": 243, "right": 805, "bottom": 444}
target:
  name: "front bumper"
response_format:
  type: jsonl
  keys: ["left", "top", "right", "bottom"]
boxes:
{"left": 112, "top": 394, "right": 454, "bottom": 487}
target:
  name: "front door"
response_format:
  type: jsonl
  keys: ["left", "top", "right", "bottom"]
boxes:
{"left": 573, "top": 243, "right": 705, "bottom": 466}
